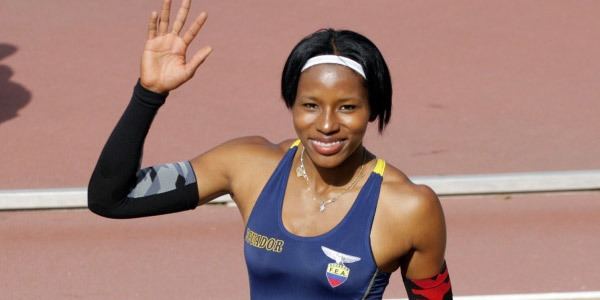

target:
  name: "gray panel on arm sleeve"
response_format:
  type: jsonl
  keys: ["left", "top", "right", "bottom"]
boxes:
{"left": 128, "top": 161, "right": 197, "bottom": 198}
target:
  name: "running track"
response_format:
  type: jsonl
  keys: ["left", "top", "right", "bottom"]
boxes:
{"left": 2, "top": 192, "right": 600, "bottom": 298}
{"left": 2, "top": 0, "right": 600, "bottom": 189}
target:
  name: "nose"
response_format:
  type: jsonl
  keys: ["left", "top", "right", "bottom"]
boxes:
{"left": 316, "top": 108, "right": 340, "bottom": 135}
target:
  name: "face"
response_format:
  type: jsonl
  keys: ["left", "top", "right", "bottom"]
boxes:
{"left": 292, "top": 64, "right": 370, "bottom": 169}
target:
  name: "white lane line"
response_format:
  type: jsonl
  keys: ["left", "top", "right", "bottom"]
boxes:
{"left": 0, "top": 188, "right": 86, "bottom": 210}
{"left": 1, "top": 170, "right": 599, "bottom": 210}
{"left": 0, "top": 188, "right": 231, "bottom": 210}
{"left": 386, "top": 290, "right": 600, "bottom": 300}
{"left": 412, "top": 169, "right": 600, "bottom": 195}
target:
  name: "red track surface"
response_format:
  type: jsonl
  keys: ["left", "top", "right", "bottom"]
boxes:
{"left": 2, "top": 192, "right": 600, "bottom": 299}
{"left": 2, "top": 1, "right": 600, "bottom": 189}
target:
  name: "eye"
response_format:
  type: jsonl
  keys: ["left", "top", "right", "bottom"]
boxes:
{"left": 303, "top": 103, "right": 318, "bottom": 110}
{"left": 339, "top": 104, "right": 357, "bottom": 111}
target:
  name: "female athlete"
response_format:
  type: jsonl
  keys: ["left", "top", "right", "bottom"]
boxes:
{"left": 88, "top": 0, "right": 452, "bottom": 299}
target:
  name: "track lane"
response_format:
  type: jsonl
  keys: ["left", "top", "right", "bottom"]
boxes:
{"left": 2, "top": 192, "right": 599, "bottom": 299}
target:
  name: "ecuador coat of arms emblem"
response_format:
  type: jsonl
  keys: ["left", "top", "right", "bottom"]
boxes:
{"left": 321, "top": 246, "right": 362, "bottom": 288}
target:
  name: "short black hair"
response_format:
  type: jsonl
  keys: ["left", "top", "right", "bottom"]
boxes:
{"left": 281, "top": 29, "right": 392, "bottom": 133}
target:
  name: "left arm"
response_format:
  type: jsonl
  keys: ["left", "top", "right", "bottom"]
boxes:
{"left": 401, "top": 185, "right": 453, "bottom": 300}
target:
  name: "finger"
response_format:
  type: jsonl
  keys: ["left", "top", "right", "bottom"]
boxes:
{"left": 182, "top": 12, "right": 207, "bottom": 45}
{"left": 158, "top": 0, "right": 171, "bottom": 35}
{"left": 171, "top": 0, "right": 191, "bottom": 34}
{"left": 185, "top": 46, "right": 212, "bottom": 76}
{"left": 147, "top": 11, "right": 158, "bottom": 40}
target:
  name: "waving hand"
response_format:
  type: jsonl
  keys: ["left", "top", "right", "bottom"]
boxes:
{"left": 140, "top": 0, "right": 212, "bottom": 94}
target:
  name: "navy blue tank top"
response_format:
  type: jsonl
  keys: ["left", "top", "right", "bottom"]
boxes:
{"left": 244, "top": 141, "right": 391, "bottom": 299}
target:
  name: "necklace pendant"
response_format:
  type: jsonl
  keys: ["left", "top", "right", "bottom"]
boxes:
{"left": 319, "top": 202, "right": 326, "bottom": 212}
{"left": 296, "top": 165, "right": 306, "bottom": 178}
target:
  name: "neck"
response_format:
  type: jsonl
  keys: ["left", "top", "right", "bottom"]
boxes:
{"left": 300, "top": 145, "right": 370, "bottom": 192}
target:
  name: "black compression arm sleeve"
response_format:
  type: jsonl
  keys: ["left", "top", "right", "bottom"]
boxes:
{"left": 88, "top": 81, "right": 198, "bottom": 219}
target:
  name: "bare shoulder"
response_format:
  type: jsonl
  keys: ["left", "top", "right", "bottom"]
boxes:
{"left": 209, "top": 135, "right": 281, "bottom": 153}
{"left": 189, "top": 136, "right": 298, "bottom": 207}
{"left": 190, "top": 136, "right": 300, "bottom": 179}
{"left": 221, "top": 136, "right": 296, "bottom": 152}
{"left": 193, "top": 136, "right": 290, "bottom": 162}
{"left": 379, "top": 164, "right": 440, "bottom": 211}
{"left": 370, "top": 162, "right": 447, "bottom": 273}
{"left": 377, "top": 163, "right": 445, "bottom": 242}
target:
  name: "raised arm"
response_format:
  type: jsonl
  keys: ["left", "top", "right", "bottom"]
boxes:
{"left": 140, "top": 0, "right": 212, "bottom": 93}
{"left": 88, "top": 0, "right": 212, "bottom": 218}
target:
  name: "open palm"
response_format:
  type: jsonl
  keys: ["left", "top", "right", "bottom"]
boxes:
{"left": 140, "top": 0, "right": 212, "bottom": 94}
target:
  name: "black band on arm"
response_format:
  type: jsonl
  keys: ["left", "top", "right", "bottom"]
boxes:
{"left": 88, "top": 80, "right": 199, "bottom": 219}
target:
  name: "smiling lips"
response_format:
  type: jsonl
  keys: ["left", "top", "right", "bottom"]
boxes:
{"left": 309, "top": 139, "right": 346, "bottom": 155}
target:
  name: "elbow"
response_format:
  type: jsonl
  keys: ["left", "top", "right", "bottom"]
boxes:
{"left": 87, "top": 182, "right": 123, "bottom": 219}
{"left": 87, "top": 195, "right": 119, "bottom": 219}
{"left": 88, "top": 201, "right": 130, "bottom": 219}
{"left": 87, "top": 199, "right": 115, "bottom": 218}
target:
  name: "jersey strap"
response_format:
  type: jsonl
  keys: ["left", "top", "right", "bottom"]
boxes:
{"left": 289, "top": 139, "right": 301, "bottom": 148}
{"left": 373, "top": 159, "right": 386, "bottom": 176}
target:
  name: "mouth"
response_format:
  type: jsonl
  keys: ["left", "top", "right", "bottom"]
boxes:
{"left": 308, "top": 138, "right": 346, "bottom": 156}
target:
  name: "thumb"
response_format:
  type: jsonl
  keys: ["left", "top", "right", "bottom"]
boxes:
{"left": 185, "top": 46, "right": 213, "bottom": 77}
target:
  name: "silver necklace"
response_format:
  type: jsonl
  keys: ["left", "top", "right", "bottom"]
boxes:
{"left": 296, "top": 147, "right": 367, "bottom": 212}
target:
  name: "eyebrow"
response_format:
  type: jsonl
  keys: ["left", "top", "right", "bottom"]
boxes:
{"left": 299, "top": 95, "right": 363, "bottom": 102}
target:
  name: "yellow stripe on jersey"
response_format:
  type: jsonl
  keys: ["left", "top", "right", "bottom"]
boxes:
{"left": 290, "top": 139, "right": 301, "bottom": 148}
{"left": 373, "top": 159, "right": 386, "bottom": 176}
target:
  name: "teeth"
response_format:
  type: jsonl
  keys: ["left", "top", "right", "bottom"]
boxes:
{"left": 312, "top": 140, "right": 343, "bottom": 147}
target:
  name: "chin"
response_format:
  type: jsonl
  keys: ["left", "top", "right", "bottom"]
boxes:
{"left": 311, "top": 155, "right": 346, "bottom": 169}
{"left": 304, "top": 138, "right": 361, "bottom": 169}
